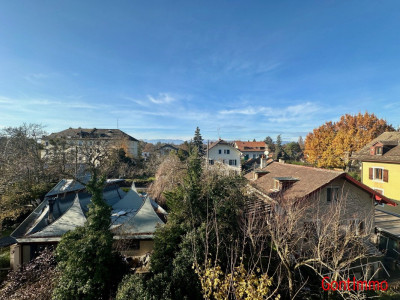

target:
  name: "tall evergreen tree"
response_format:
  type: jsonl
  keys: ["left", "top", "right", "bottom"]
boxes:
{"left": 53, "top": 172, "right": 114, "bottom": 300}
{"left": 193, "top": 127, "right": 205, "bottom": 156}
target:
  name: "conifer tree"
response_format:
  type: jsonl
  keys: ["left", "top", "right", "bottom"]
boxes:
{"left": 193, "top": 126, "right": 205, "bottom": 156}
{"left": 53, "top": 172, "right": 114, "bottom": 300}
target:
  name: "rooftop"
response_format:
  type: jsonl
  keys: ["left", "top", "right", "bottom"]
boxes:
{"left": 44, "top": 128, "right": 138, "bottom": 141}
{"left": 245, "top": 161, "right": 396, "bottom": 206}
{"left": 351, "top": 131, "right": 400, "bottom": 163}
{"left": 234, "top": 141, "right": 267, "bottom": 152}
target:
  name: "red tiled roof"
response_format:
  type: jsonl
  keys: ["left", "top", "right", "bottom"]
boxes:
{"left": 235, "top": 141, "right": 267, "bottom": 152}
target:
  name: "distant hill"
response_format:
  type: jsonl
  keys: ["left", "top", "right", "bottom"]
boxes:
{"left": 142, "top": 139, "right": 185, "bottom": 145}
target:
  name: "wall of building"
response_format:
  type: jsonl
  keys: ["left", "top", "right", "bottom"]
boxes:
{"left": 362, "top": 162, "right": 400, "bottom": 201}
{"left": 242, "top": 151, "right": 266, "bottom": 160}
{"left": 208, "top": 144, "right": 241, "bottom": 171}
{"left": 120, "top": 240, "right": 154, "bottom": 257}
{"left": 310, "top": 178, "right": 376, "bottom": 235}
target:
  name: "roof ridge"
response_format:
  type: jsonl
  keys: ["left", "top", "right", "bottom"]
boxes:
{"left": 267, "top": 162, "right": 344, "bottom": 174}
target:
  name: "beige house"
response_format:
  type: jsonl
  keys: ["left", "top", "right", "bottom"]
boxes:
{"left": 245, "top": 161, "right": 396, "bottom": 236}
{"left": 41, "top": 128, "right": 139, "bottom": 161}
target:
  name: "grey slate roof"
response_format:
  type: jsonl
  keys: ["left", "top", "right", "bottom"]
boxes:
{"left": 44, "top": 128, "right": 138, "bottom": 141}
{"left": 112, "top": 196, "right": 165, "bottom": 238}
{"left": 29, "top": 194, "right": 87, "bottom": 238}
{"left": 7, "top": 179, "right": 165, "bottom": 244}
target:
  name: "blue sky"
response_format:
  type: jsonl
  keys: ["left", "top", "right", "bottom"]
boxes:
{"left": 1, "top": 1, "right": 400, "bottom": 141}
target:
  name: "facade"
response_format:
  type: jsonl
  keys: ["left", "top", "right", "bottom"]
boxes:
{"left": 245, "top": 161, "right": 396, "bottom": 236}
{"left": 206, "top": 139, "right": 241, "bottom": 173}
{"left": 351, "top": 132, "right": 400, "bottom": 202}
{"left": 234, "top": 141, "right": 269, "bottom": 160}
{"left": 41, "top": 128, "right": 139, "bottom": 160}
{"left": 2, "top": 179, "right": 165, "bottom": 270}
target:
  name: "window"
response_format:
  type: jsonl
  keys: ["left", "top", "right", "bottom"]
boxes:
{"left": 376, "top": 147, "right": 383, "bottom": 155}
{"left": 274, "top": 179, "right": 280, "bottom": 190}
{"left": 374, "top": 168, "right": 383, "bottom": 180}
{"left": 229, "top": 159, "right": 237, "bottom": 166}
{"left": 209, "top": 159, "right": 214, "bottom": 165}
{"left": 218, "top": 149, "right": 222, "bottom": 154}
{"left": 327, "top": 187, "right": 339, "bottom": 202}
{"left": 224, "top": 149, "right": 230, "bottom": 154}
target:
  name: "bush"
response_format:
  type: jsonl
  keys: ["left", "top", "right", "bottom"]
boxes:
{"left": 116, "top": 274, "right": 150, "bottom": 300}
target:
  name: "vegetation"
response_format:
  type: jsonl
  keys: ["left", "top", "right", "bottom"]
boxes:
{"left": 52, "top": 173, "right": 118, "bottom": 300}
{"left": 0, "top": 248, "right": 57, "bottom": 300}
{"left": 304, "top": 112, "right": 394, "bottom": 168}
{"left": 193, "top": 126, "right": 205, "bottom": 156}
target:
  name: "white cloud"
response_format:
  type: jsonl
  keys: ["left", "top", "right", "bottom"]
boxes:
{"left": 147, "top": 93, "right": 176, "bottom": 104}
{"left": 219, "top": 102, "right": 320, "bottom": 118}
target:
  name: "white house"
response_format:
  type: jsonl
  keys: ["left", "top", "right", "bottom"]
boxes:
{"left": 206, "top": 139, "right": 241, "bottom": 173}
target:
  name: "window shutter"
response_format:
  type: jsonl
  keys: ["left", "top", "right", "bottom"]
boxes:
{"left": 369, "top": 168, "right": 373, "bottom": 180}
{"left": 383, "top": 169, "right": 389, "bottom": 182}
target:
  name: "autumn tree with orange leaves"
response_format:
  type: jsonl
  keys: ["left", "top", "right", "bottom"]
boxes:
{"left": 305, "top": 112, "right": 394, "bottom": 168}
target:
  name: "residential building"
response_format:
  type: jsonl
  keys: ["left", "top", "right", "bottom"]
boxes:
{"left": 156, "top": 144, "right": 180, "bottom": 156}
{"left": 41, "top": 128, "right": 139, "bottom": 160}
{"left": 234, "top": 141, "right": 269, "bottom": 160}
{"left": 0, "top": 179, "right": 166, "bottom": 270}
{"left": 245, "top": 161, "right": 396, "bottom": 236}
{"left": 207, "top": 139, "right": 241, "bottom": 173}
{"left": 351, "top": 132, "right": 400, "bottom": 202}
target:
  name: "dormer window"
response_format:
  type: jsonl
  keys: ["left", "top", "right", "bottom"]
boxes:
{"left": 375, "top": 147, "right": 383, "bottom": 155}
{"left": 273, "top": 177, "right": 299, "bottom": 191}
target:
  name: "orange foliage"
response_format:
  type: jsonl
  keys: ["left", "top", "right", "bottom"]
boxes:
{"left": 305, "top": 112, "right": 394, "bottom": 168}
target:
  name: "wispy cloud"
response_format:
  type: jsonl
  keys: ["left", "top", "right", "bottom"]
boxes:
{"left": 219, "top": 102, "right": 321, "bottom": 119}
{"left": 148, "top": 93, "right": 176, "bottom": 104}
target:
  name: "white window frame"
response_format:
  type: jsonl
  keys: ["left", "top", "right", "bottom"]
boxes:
{"left": 373, "top": 167, "right": 384, "bottom": 182}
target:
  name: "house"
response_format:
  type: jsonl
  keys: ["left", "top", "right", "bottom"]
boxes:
{"left": 156, "top": 144, "right": 180, "bottom": 156}
{"left": 245, "top": 161, "right": 396, "bottom": 236}
{"left": 1, "top": 178, "right": 166, "bottom": 270}
{"left": 234, "top": 141, "right": 269, "bottom": 160}
{"left": 206, "top": 139, "right": 241, "bottom": 173}
{"left": 351, "top": 132, "right": 400, "bottom": 202}
{"left": 41, "top": 128, "right": 139, "bottom": 160}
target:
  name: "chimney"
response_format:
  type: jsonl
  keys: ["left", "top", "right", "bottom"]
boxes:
{"left": 47, "top": 197, "right": 56, "bottom": 224}
{"left": 260, "top": 154, "right": 267, "bottom": 169}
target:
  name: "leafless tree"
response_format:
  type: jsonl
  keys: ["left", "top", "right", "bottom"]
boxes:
{"left": 147, "top": 154, "right": 187, "bottom": 205}
{"left": 265, "top": 191, "right": 377, "bottom": 299}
